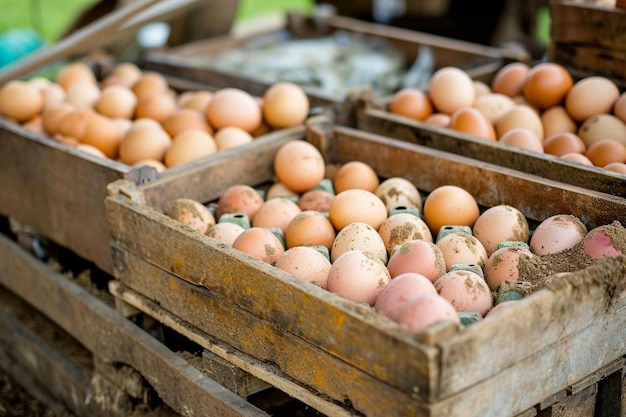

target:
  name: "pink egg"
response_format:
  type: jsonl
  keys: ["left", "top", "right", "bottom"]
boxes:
{"left": 484, "top": 245, "right": 535, "bottom": 291}
{"left": 374, "top": 273, "right": 438, "bottom": 320}
{"left": 275, "top": 246, "right": 331, "bottom": 289}
{"left": 386, "top": 239, "right": 446, "bottom": 281}
{"left": 327, "top": 250, "right": 390, "bottom": 305}
{"left": 435, "top": 232, "right": 488, "bottom": 270}
{"left": 378, "top": 213, "right": 433, "bottom": 255}
{"left": 433, "top": 270, "right": 493, "bottom": 316}
{"left": 395, "top": 293, "right": 460, "bottom": 331}
{"left": 529, "top": 214, "right": 587, "bottom": 255}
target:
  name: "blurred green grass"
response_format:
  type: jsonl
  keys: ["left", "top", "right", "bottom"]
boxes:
{"left": 0, "top": 0, "right": 314, "bottom": 43}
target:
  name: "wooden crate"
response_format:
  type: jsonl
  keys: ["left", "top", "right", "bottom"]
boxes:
{"left": 352, "top": 87, "right": 626, "bottom": 198}
{"left": 549, "top": 0, "right": 626, "bottom": 85}
{"left": 105, "top": 116, "right": 626, "bottom": 417}
{"left": 140, "top": 11, "right": 528, "bottom": 124}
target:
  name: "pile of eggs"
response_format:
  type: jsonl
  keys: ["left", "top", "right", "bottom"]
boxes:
{"left": 0, "top": 61, "right": 310, "bottom": 170}
{"left": 167, "top": 139, "right": 625, "bottom": 332}
{"left": 387, "top": 62, "right": 626, "bottom": 174}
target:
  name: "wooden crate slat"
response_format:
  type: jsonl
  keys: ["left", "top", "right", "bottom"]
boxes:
{"left": 0, "top": 232, "right": 270, "bottom": 417}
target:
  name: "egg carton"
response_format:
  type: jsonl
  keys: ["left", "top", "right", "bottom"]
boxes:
{"left": 105, "top": 114, "right": 626, "bottom": 417}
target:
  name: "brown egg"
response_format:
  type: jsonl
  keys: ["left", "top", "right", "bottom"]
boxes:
{"left": 614, "top": 92, "right": 626, "bottom": 123}
{"left": 333, "top": 161, "right": 380, "bottom": 193}
{"left": 386, "top": 239, "right": 446, "bottom": 281}
{"left": 81, "top": 112, "right": 124, "bottom": 159}
{"left": 284, "top": 210, "right": 336, "bottom": 249}
{"left": 252, "top": 197, "right": 302, "bottom": 233}
{"left": 578, "top": 114, "right": 626, "bottom": 147}
{"left": 162, "top": 108, "right": 212, "bottom": 137}
{"left": 206, "top": 88, "right": 262, "bottom": 133}
{"left": 604, "top": 162, "right": 626, "bottom": 175}
{"left": 491, "top": 62, "right": 531, "bottom": 97}
{"left": 498, "top": 127, "right": 543, "bottom": 153}
{"left": 585, "top": 139, "right": 626, "bottom": 167}
{"left": 206, "top": 222, "right": 245, "bottom": 247}
{"left": 179, "top": 90, "right": 213, "bottom": 112}
{"left": 542, "top": 132, "right": 586, "bottom": 157}
{"left": 472, "top": 204, "right": 529, "bottom": 257}
{"left": 168, "top": 198, "right": 216, "bottom": 234}
{"left": 522, "top": 62, "right": 573, "bottom": 109}
{"left": 41, "top": 103, "right": 74, "bottom": 135}
{"left": 435, "top": 232, "right": 488, "bottom": 270}
{"left": 484, "top": 245, "right": 535, "bottom": 291}
{"left": 327, "top": 250, "right": 390, "bottom": 305}
{"left": 375, "top": 177, "right": 422, "bottom": 212}
{"left": 0, "top": 81, "right": 44, "bottom": 122}
{"left": 529, "top": 214, "right": 587, "bottom": 255}
{"left": 378, "top": 212, "right": 433, "bottom": 254}
{"left": 275, "top": 246, "right": 331, "bottom": 289}
{"left": 388, "top": 88, "right": 433, "bottom": 121}
{"left": 565, "top": 76, "right": 620, "bottom": 122}
{"left": 274, "top": 140, "right": 325, "bottom": 193}
{"left": 262, "top": 82, "right": 310, "bottom": 128}
{"left": 472, "top": 93, "right": 516, "bottom": 124}
{"left": 541, "top": 105, "right": 577, "bottom": 138}
{"left": 423, "top": 113, "right": 451, "bottom": 127}
{"left": 216, "top": 184, "right": 264, "bottom": 222}
{"left": 65, "top": 81, "right": 100, "bottom": 109}
{"left": 214, "top": 126, "right": 254, "bottom": 150}
{"left": 331, "top": 221, "right": 387, "bottom": 264}
{"left": 118, "top": 125, "right": 172, "bottom": 165}
{"left": 110, "top": 62, "right": 143, "bottom": 87}
{"left": 428, "top": 67, "right": 476, "bottom": 114}
{"left": 473, "top": 80, "right": 491, "bottom": 97}
{"left": 434, "top": 270, "right": 492, "bottom": 316}
{"left": 21, "top": 115, "right": 44, "bottom": 134}
{"left": 55, "top": 62, "right": 97, "bottom": 91}
{"left": 265, "top": 182, "right": 299, "bottom": 200}
{"left": 297, "top": 189, "right": 335, "bottom": 212}
{"left": 448, "top": 107, "right": 496, "bottom": 141}
{"left": 422, "top": 185, "right": 480, "bottom": 236}
{"left": 40, "top": 82, "right": 66, "bottom": 111}
{"left": 135, "top": 93, "right": 177, "bottom": 123}
{"left": 328, "top": 189, "right": 387, "bottom": 231}
{"left": 132, "top": 71, "right": 169, "bottom": 100}
{"left": 95, "top": 85, "right": 137, "bottom": 119}
{"left": 76, "top": 143, "right": 107, "bottom": 158}
{"left": 374, "top": 272, "right": 438, "bottom": 321}
{"left": 560, "top": 152, "right": 594, "bottom": 165}
{"left": 57, "top": 108, "right": 94, "bottom": 140}
{"left": 164, "top": 129, "right": 217, "bottom": 167}
{"left": 232, "top": 227, "right": 285, "bottom": 265}
{"left": 394, "top": 293, "right": 460, "bottom": 331}
{"left": 495, "top": 105, "right": 544, "bottom": 141}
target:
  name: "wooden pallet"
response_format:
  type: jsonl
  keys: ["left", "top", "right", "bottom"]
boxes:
{"left": 105, "top": 116, "right": 626, "bottom": 416}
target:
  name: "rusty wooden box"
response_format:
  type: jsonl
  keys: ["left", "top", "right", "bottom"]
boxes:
{"left": 140, "top": 10, "right": 527, "bottom": 123}
{"left": 548, "top": 0, "right": 626, "bottom": 85}
{"left": 106, "top": 116, "right": 626, "bottom": 417}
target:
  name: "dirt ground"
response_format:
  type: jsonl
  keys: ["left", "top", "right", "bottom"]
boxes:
{"left": 0, "top": 369, "right": 60, "bottom": 417}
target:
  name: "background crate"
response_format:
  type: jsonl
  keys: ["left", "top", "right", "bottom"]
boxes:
{"left": 140, "top": 10, "right": 528, "bottom": 125}
{"left": 106, "top": 116, "right": 626, "bottom": 417}
{"left": 548, "top": 0, "right": 626, "bottom": 86}
{"left": 352, "top": 87, "right": 626, "bottom": 198}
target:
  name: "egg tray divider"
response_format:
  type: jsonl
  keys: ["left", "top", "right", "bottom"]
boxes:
{"left": 350, "top": 85, "right": 626, "bottom": 198}
{"left": 105, "top": 114, "right": 626, "bottom": 417}
{"left": 139, "top": 10, "right": 526, "bottom": 127}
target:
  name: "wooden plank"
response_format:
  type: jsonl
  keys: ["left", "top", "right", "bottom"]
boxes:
{"left": 549, "top": 1, "right": 626, "bottom": 49}
{"left": 537, "top": 384, "right": 597, "bottom": 417}
{"left": 0, "top": 118, "right": 155, "bottom": 273}
{"left": 353, "top": 103, "right": 626, "bottom": 198}
{"left": 549, "top": 42, "right": 626, "bottom": 85}
{"left": 199, "top": 351, "right": 271, "bottom": 399}
{"left": 0, "top": 232, "right": 269, "bottom": 417}
{"left": 323, "top": 125, "right": 626, "bottom": 228}
{"left": 109, "top": 251, "right": 428, "bottom": 417}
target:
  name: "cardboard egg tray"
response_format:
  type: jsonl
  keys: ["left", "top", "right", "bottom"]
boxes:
{"left": 105, "top": 115, "right": 626, "bottom": 417}
{"left": 0, "top": 77, "right": 311, "bottom": 275}
{"left": 352, "top": 80, "right": 626, "bottom": 199}
{"left": 139, "top": 11, "right": 527, "bottom": 125}
{"left": 548, "top": 0, "right": 626, "bottom": 88}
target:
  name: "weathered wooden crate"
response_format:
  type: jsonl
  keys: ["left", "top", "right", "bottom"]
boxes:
{"left": 0, "top": 219, "right": 275, "bottom": 416}
{"left": 352, "top": 86, "right": 626, "bottom": 198}
{"left": 140, "top": 10, "right": 528, "bottom": 124}
{"left": 548, "top": 0, "right": 626, "bottom": 86}
{"left": 105, "top": 116, "right": 626, "bottom": 417}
